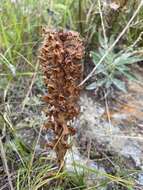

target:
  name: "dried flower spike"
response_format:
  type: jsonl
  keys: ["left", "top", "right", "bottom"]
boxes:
{"left": 39, "top": 30, "right": 84, "bottom": 168}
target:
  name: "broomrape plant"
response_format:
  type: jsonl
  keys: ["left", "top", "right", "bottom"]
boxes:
{"left": 86, "top": 34, "right": 143, "bottom": 93}
{"left": 39, "top": 29, "right": 84, "bottom": 169}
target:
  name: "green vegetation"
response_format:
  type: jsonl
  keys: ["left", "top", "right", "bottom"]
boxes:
{"left": 86, "top": 34, "right": 143, "bottom": 92}
{"left": 0, "top": 0, "right": 143, "bottom": 189}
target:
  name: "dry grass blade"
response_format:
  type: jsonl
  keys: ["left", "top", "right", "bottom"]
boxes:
{"left": 0, "top": 138, "right": 14, "bottom": 190}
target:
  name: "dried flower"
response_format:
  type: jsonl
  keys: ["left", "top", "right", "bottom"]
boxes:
{"left": 39, "top": 30, "right": 84, "bottom": 168}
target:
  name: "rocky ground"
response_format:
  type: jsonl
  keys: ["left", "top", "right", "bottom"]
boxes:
{"left": 69, "top": 65, "right": 143, "bottom": 189}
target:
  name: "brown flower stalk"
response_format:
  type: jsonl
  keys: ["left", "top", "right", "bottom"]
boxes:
{"left": 39, "top": 30, "right": 84, "bottom": 168}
